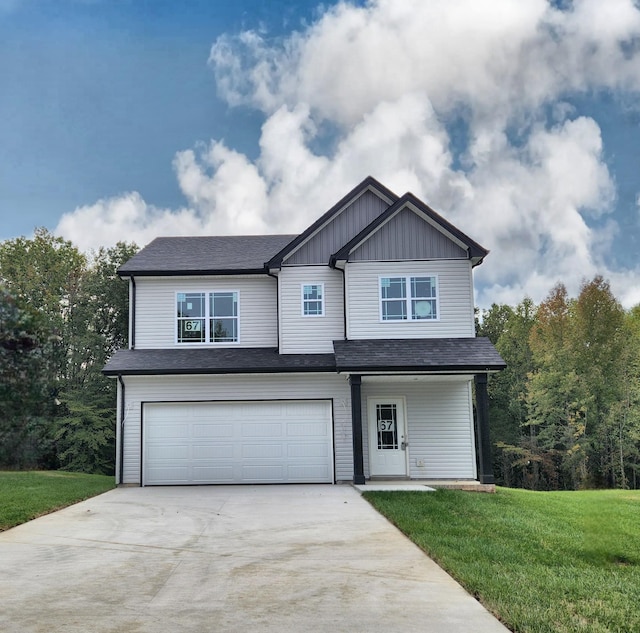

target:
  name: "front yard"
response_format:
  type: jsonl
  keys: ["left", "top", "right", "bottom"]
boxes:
{"left": 364, "top": 487, "right": 640, "bottom": 633}
{"left": 0, "top": 471, "right": 115, "bottom": 531}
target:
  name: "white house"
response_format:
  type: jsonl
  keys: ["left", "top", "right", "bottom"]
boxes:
{"left": 103, "top": 177, "right": 505, "bottom": 487}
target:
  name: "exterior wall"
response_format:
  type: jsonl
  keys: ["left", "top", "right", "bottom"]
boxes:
{"left": 286, "top": 189, "right": 390, "bottom": 265}
{"left": 345, "top": 259, "right": 475, "bottom": 339}
{"left": 279, "top": 265, "right": 345, "bottom": 353}
{"left": 134, "top": 275, "right": 277, "bottom": 349}
{"left": 361, "top": 378, "right": 477, "bottom": 479}
{"left": 350, "top": 208, "right": 467, "bottom": 261}
{"left": 118, "top": 373, "right": 353, "bottom": 485}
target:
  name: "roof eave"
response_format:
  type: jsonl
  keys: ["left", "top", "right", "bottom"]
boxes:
{"left": 117, "top": 267, "right": 269, "bottom": 277}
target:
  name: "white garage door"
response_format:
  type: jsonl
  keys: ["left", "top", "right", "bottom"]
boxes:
{"left": 143, "top": 400, "right": 334, "bottom": 485}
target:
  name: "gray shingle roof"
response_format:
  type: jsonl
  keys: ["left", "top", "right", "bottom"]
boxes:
{"left": 333, "top": 338, "right": 506, "bottom": 372}
{"left": 102, "top": 347, "right": 337, "bottom": 375}
{"left": 103, "top": 338, "right": 505, "bottom": 376}
{"left": 118, "top": 235, "right": 297, "bottom": 276}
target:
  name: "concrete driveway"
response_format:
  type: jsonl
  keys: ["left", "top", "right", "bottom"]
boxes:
{"left": 0, "top": 485, "right": 509, "bottom": 633}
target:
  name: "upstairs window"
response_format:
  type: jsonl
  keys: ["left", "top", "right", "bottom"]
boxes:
{"left": 380, "top": 275, "right": 438, "bottom": 321}
{"left": 177, "top": 291, "right": 239, "bottom": 343}
{"left": 302, "top": 283, "right": 324, "bottom": 316}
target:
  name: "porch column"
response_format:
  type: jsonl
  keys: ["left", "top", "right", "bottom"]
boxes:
{"left": 474, "top": 373, "right": 495, "bottom": 484}
{"left": 349, "top": 374, "right": 365, "bottom": 485}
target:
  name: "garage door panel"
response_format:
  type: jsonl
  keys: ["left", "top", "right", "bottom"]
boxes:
{"left": 287, "top": 443, "right": 328, "bottom": 458}
{"left": 147, "top": 424, "right": 189, "bottom": 440}
{"left": 144, "top": 400, "right": 333, "bottom": 485}
{"left": 289, "top": 464, "right": 330, "bottom": 479}
{"left": 193, "top": 424, "right": 233, "bottom": 438}
{"left": 193, "top": 444, "right": 234, "bottom": 459}
{"left": 242, "top": 443, "right": 283, "bottom": 458}
{"left": 287, "top": 422, "right": 327, "bottom": 437}
{"left": 242, "top": 465, "right": 284, "bottom": 481}
{"left": 241, "top": 422, "right": 282, "bottom": 438}
{"left": 146, "top": 466, "right": 190, "bottom": 484}
{"left": 147, "top": 444, "right": 189, "bottom": 460}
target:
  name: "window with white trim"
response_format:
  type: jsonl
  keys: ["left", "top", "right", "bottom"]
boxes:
{"left": 302, "top": 283, "right": 324, "bottom": 317}
{"left": 380, "top": 275, "right": 438, "bottom": 321}
{"left": 176, "top": 291, "right": 239, "bottom": 343}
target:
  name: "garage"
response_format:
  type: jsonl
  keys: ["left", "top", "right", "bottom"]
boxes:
{"left": 143, "top": 400, "right": 334, "bottom": 485}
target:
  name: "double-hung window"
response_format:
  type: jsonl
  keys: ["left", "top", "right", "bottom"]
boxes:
{"left": 177, "top": 291, "right": 239, "bottom": 343}
{"left": 302, "top": 283, "right": 324, "bottom": 317}
{"left": 380, "top": 275, "right": 438, "bottom": 321}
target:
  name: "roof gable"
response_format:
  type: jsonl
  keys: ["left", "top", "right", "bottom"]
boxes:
{"left": 330, "top": 193, "right": 488, "bottom": 267}
{"left": 267, "top": 176, "right": 398, "bottom": 269}
{"left": 348, "top": 206, "right": 467, "bottom": 261}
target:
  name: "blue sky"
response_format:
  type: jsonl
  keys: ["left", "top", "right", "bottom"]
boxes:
{"left": 1, "top": 0, "right": 639, "bottom": 307}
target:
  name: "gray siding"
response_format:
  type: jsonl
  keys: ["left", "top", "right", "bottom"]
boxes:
{"left": 279, "top": 266, "right": 345, "bottom": 353}
{"left": 134, "top": 275, "right": 277, "bottom": 349}
{"left": 345, "top": 260, "right": 476, "bottom": 339}
{"left": 287, "top": 189, "right": 390, "bottom": 264}
{"left": 361, "top": 378, "right": 476, "bottom": 479}
{"left": 350, "top": 207, "right": 467, "bottom": 261}
{"left": 119, "top": 373, "right": 353, "bottom": 484}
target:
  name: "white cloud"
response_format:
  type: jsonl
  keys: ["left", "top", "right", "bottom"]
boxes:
{"left": 56, "top": 0, "right": 640, "bottom": 307}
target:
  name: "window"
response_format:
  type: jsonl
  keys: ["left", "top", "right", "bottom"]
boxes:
{"left": 302, "top": 283, "right": 324, "bottom": 316}
{"left": 380, "top": 275, "right": 438, "bottom": 321}
{"left": 177, "top": 291, "right": 239, "bottom": 343}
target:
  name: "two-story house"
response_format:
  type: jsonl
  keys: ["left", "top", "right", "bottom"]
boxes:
{"left": 103, "top": 177, "right": 505, "bottom": 487}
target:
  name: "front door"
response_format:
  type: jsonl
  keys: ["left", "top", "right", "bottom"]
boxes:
{"left": 368, "top": 398, "right": 407, "bottom": 477}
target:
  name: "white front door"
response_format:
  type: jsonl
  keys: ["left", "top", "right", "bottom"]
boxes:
{"left": 367, "top": 398, "right": 407, "bottom": 477}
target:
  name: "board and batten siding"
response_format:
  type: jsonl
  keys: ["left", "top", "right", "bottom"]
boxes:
{"left": 133, "top": 275, "right": 277, "bottom": 349}
{"left": 361, "top": 378, "right": 477, "bottom": 479}
{"left": 345, "top": 260, "right": 475, "bottom": 339}
{"left": 117, "top": 373, "right": 353, "bottom": 485}
{"left": 279, "top": 266, "right": 344, "bottom": 353}
{"left": 349, "top": 207, "right": 468, "bottom": 261}
{"left": 286, "top": 189, "right": 390, "bottom": 265}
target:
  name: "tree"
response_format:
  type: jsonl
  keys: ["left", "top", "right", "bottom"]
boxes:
{"left": 0, "top": 232, "right": 137, "bottom": 473}
{"left": 479, "top": 299, "right": 536, "bottom": 487}
{"left": 0, "top": 286, "right": 54, "bottom": 467}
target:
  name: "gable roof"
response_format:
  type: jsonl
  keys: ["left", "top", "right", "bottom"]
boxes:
{"left": 330, "top": 193, "right": 488, "bottom": 267}
{"left": 118, "top": 234, "right": 296, "bottom": 277}
{"left": 266, "top": 176, "right": 398, "bottom": 270}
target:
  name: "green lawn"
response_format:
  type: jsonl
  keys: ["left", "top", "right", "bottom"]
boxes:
{"left": 363, "top": 487, "right": 640, "bottom": 633}
{"left": 0, "top": 471, "right": 115, "bottom": 531}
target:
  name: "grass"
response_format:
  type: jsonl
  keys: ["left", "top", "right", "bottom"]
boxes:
{"left": 0, "top": 470, "right": 115, "bottom": 531}
{"left": 363, "top": 487, "right": 640, "bottom": 633}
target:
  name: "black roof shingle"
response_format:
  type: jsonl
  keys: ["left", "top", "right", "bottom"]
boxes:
{"left": 118, "top": 234, "right": 297, "bottom": 276}
{"left": 102, "top": 347, "right": 337, "bottom": 376}
{"left": 333, "top": 338, "right": 506, "bottom": 373}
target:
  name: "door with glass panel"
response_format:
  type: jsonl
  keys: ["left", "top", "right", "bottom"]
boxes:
{"left": 367, "top": 398, "right": 407, "bottom": 477}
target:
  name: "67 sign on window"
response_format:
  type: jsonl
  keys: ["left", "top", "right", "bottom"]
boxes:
{"left": 184, "top": 320, "right": 201, "bottom": 332}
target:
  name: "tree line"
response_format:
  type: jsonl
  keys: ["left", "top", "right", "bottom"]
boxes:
{"left": 0, "top": 229, "right": 137, "bottom": 473}
{"left": 478, "top": 277, "right": 640, "bottom": 490}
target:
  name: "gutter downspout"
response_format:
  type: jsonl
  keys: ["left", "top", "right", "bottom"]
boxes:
{"left": 118, "top": 374, "right": 125, "bottom": 485}
{"left": 130, "top": 276, "right": 136, "bottom": 350}
{"left": 266, "top": 269, "right": 280, "bottom": 352}
{"left": 329, "top": 256, "right": 348, "bottom": 340}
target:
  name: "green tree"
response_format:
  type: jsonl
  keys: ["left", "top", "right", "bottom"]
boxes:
{"left": 0, "top": 232, "right": 137, "bottom": 473}
{"left": 54, "top": 242, "right": 137, "bottom": 474}
{"left": 0, "top": 286, "right": 54, "bottom": 467}
{"left": 480, "top": 299, "right": 536, "bottom": 487}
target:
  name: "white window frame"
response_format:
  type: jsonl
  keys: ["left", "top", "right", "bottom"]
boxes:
{"left": 301, "top": 283, "right": 325, "bottom": 317}
{"left": 378, "top": 275, "right": 439, "bottom": 322}
{"left": 175, "top": 290, "right": 240, "bottom": 344}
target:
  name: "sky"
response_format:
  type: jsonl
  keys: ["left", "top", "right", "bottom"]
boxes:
{"left": 1, "top": 0, "right": 640, "bottom": 309}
